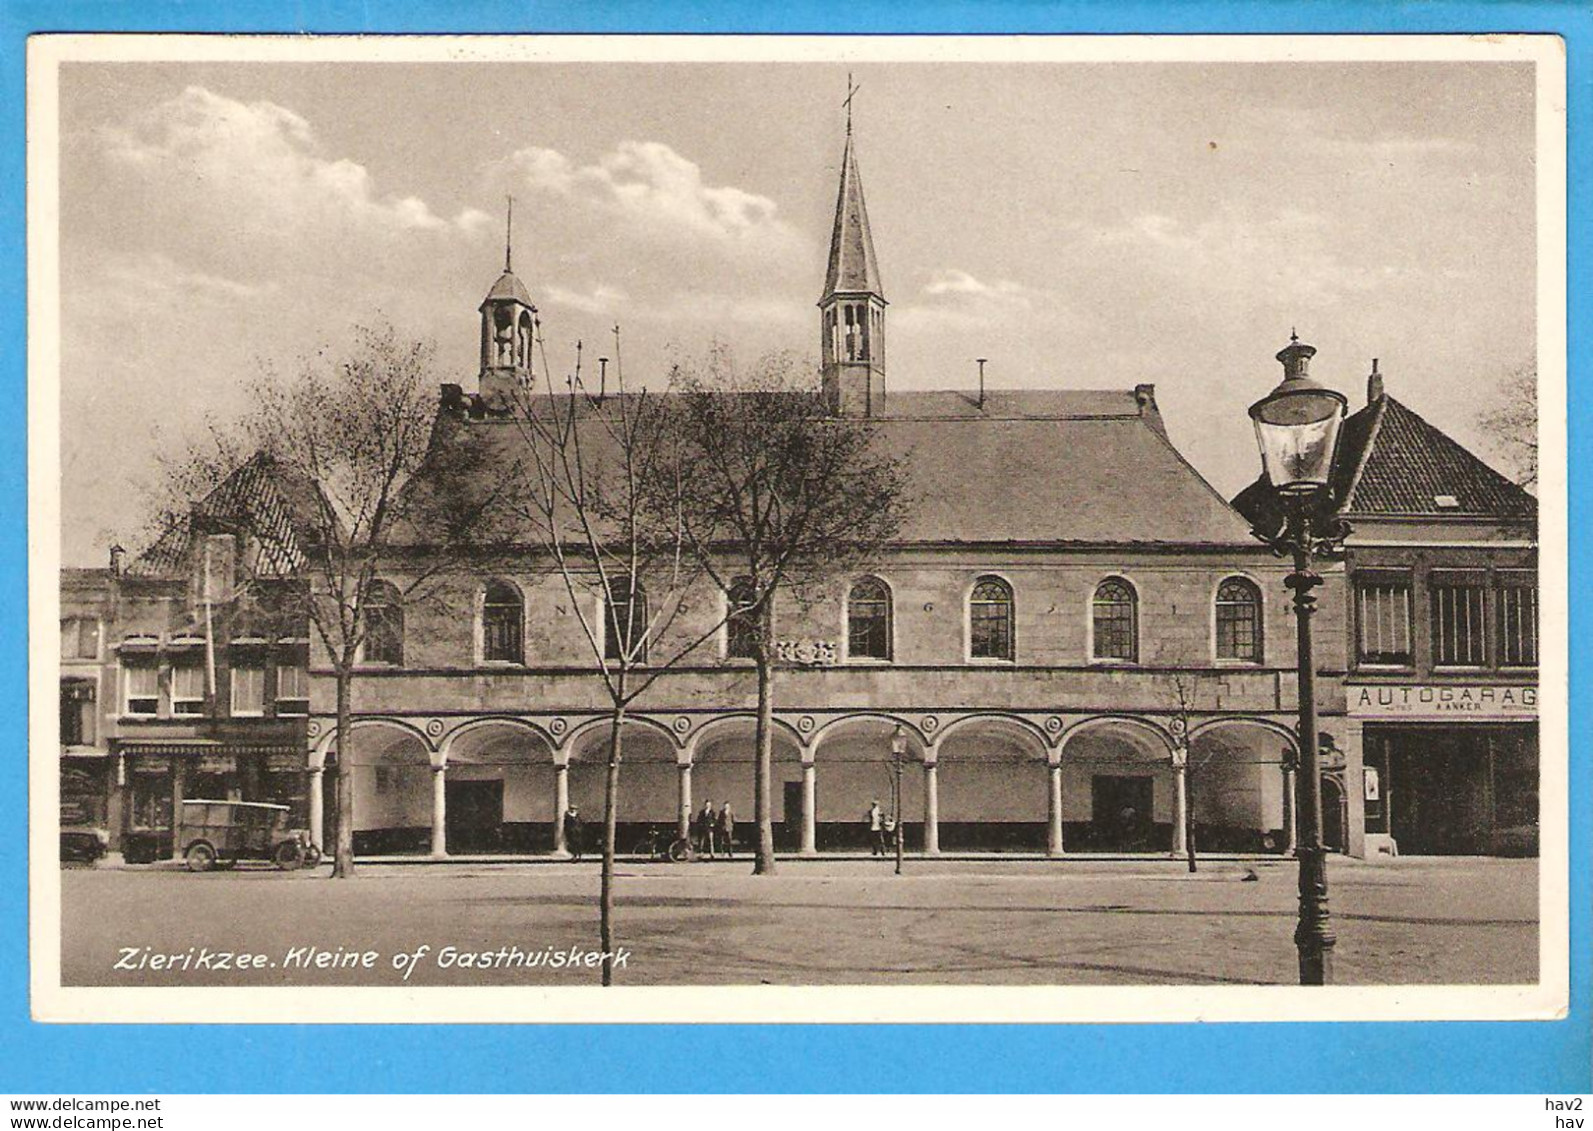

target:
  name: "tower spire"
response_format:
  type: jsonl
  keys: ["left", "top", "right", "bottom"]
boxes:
{"left": 505, "top": 195, "right": 514, "bottom": 274}
{"left": 819, "top": 101, "right": 886, "bottom": 416}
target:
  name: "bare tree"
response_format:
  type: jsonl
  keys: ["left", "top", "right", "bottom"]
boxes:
{"left": 155, "top": 323, "right": 509, "bottom": 879}
{"left": 1478, "top": 363, "right": 1538, "bottom": 489}
{"left": 666, "top": 347, "right": 914, "bottom": 875}
{"left": 505, "top": 342, "right": 736, "bottom": 985}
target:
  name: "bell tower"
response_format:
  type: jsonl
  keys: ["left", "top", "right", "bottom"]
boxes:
{"left": 820, "top": 90, "right": 886, "bottom": 417}
{"left": 478, "top": 198, "right": 536, "bottom": 408}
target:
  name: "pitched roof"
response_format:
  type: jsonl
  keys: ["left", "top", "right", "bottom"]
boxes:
{"left": 415, "top": 388, "right": 1259, "bottom": 548}
{"left": 1336, "top": 394, "right": 1536, "bottom": 518}
{"left": 127, "top": 454, "right": 323, "bottom": 580}
{"left": 1231, "top": 392, "right": 1536, "bottom": 529}
{"left": 481, "top": 270, "right": 534, "bottom": 308}
{"left": 822, "top": 132, "right": 884, "bottom": 300}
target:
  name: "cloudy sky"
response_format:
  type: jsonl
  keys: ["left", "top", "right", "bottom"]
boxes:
{"left": 55, "top": 56, "right": 1537, "bottom": 566}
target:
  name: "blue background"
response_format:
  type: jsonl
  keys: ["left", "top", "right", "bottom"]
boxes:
{"left": 3, "top": 1, "right": 1587, "bottom": 1094}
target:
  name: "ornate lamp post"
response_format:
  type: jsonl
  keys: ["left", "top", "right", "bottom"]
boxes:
{"left": 1248, "top": 333, "right": 1349, "bottom": 986}
{"left": 890, "top": 725, "right": 908, "bottom": 876}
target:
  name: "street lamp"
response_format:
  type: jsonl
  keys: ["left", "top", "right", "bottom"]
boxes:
{"left": 1248, "top": 332, "right": 1349, "bottom": 986}
{"left": 890, "top": 725, "right": 908, "bottom": 876}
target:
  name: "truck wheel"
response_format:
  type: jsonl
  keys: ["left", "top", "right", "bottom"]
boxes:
{"left": 185, "top": 842, "right": 216, "bottom": 873}
{"left": 273, "top": 841, "right": 304, "bottom": 871}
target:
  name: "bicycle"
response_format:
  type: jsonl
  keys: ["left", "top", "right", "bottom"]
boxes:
{"left": 629, "top": 825, "right": 695, "bottom": 863}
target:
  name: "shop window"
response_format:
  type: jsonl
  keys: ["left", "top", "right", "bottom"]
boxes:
{"left": 1355, "top": 577, "right": 1412, "bottom": 666}
{"left": 969, "top": 576, "right": 1015, "bottom": 661}
{"left": 846, "top": 577, "right": 892, "bottom": 661}
{"left": 275, "top": 658, "right": 309, "bottom": 716}
{"left": 725, "top": 577, "right": 759, "bottom": 661}
{"left": 60, "top": 678, "right": 96, "bottom": 746}
{"left": 1215, "top": 577, "right": 1262, "bottom": 662}
{"left": 123, "top": 662, "right": 158, "bottom": 717}
{"left": 170, "top": 660, "right": 206, "bottom": 715}
{"left": 61, "top": 616, "right": 100, "bottom": 661}
{"left": 1091, "top": 578, "right": 1138, "bottom": 663}
{"left": 604, "top": 579, "right": 648, "bottom": 663}
{"left": 231, "top": 664, "right": 265, "bottom": 716}
{"left": 363, "top": 581, "right": 404, "bottom": 665}
{"left": 1498, "top": 575, "right": 1538, "bottom": 668}
{"left": 1431, "top": 575, "right": 1488, "bottom": 667}
{"left": 481, "top": 580, "right": 524, "bottom": 664}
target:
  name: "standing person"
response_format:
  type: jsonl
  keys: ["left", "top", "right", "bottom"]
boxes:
{"left": 866, "top": 799, "right": 885, "bottom": 856}
{"left": 699, "top": 799, "right": 718, "bottom": 858}
{"left": 719, "top": 801, "right": 736, "bottom": 861}
{"left": 562, "top": 805, "right": 584, "bottom": 862}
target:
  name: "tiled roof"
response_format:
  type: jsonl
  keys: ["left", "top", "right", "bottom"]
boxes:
{"left": 822, "top": 133, "right": 884, "bottom": 299}
{"left": 127, "top": 454, "right": 322, "bottom": 580}
{"left": 413, "top": 388, "right": 1259, "bottom": 548}
{"left": 1336, "top": 395, "right": 1536, "bottom": 518}
{"left": 1231, "top": 393, "right": 1536, "bottom": 530}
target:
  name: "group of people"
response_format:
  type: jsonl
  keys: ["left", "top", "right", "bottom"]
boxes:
{"left": 692, "top": 800, "right": 736, "bottom": 859}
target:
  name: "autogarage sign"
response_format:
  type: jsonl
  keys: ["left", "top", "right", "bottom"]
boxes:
{"left": 1347, "top": 684, "right": 1537, "bottom": 721}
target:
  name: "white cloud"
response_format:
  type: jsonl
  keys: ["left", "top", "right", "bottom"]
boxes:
{"left": 103, "top": 85, "right": 483, "bottom": 236}
{"left": 896, "top": 268, "right": 1061, "bottom": 333}
{"left": 505, "top": 141, "right": 803, "bottom": 254}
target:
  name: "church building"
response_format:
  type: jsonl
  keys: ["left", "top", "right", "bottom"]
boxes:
{"left": 306, "top": 122, "right": 1344, "bottom": 860}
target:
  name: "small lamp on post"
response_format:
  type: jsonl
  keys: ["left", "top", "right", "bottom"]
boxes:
{"left": 890, "top": 725, "right": 908, "bottom": 876}
{"left": 1248, "top": 332, "right": 1349, "bottom": 986}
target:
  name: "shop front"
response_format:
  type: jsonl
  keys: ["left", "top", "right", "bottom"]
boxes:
{"left": 116, "top": 741, "right": 309, "bottom": 861}
{"left": 1349, "top": 683, "right": 1538, "bottom": 857}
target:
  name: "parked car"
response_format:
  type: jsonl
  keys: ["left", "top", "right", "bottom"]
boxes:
{"left": 60, "top": 825, "right": 108, "bottom": 865}
{"left": 176, "top": 799, "right": 320, "bottom": 872}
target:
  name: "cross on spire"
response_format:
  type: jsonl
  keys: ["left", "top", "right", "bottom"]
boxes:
{"left": 843, "top": 72, "right": 861, "bottom": 135}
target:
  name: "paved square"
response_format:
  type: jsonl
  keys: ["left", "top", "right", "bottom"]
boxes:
{"left": 60, "top": 856, "right": 1538, "bottom": 987}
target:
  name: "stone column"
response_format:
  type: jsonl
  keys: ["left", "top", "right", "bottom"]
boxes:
{"left": 430, "top": 763, "right": 448, "bottom": 858}
{"left": 922, "top": 759, "right": 940, "bottom": 856}
{"left": 308, "top": 766, "right": 325, "bottom": 850}
{"left": 553, "top": 762, "right": 570, "bottom": 856}
{"left": 1283, "top": 764, "right": 1299, "bottom": 856}
{"left": 677, "top": 762, "right": 693, "bottom": 843}
{"left": 1047, "top": 761, "right": 1065, "bottom": 857}
{"left": 1171, "top": 760, "right": 1189, "bottom": 857}
{"left": 800, "top": 761, "right": 817, "bottom": 857}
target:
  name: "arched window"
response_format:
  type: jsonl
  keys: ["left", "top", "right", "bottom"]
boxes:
{"left": 604, "top": 579, "right": 648, "bottom": 663}
{"left": 1091, "top": 578, "right": 1137, "bottom": 663}
{"left": 969, "top": 576, "right": 1015, "bottom": 661}
{"left": 364, "top": 581, "right": 404, "bottom": 665}
{"left": 482, "top": 580, "right": 524, "bottom": 664}
{"left": 847, "top": 577, "right": 892, "bottom": 661}
{"left": 1215, "top": 577, "right": 1263, "bottom": 662}
{"left": 725, "top": 576, "right": 758, "bottom": 661}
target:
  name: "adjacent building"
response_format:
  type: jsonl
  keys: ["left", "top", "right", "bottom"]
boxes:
{"left": 60, "top": 460, "right": 315, "bottom": 860}
{"left": 1235, "top": 362, "right": 1539, "bottom": 856}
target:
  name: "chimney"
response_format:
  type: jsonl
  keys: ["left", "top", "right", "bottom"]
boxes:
{"left": 1367, "top": 358, "right": 1384, "bottom": 405}
{"left": 108, "top": 544, "right": 125, "bottom": 576}
{"left": 976, "top": 358, "right": 988, "bottom": 410}
{"left": 1134, "top": 383, "right": 1168, "bottom": 439}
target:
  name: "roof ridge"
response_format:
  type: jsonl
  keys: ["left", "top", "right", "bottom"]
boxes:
{"left": 1138, "top": 412, "right": 1259, "bottom": 538}
{"left": 1338, "top": 395, "right": 1387, "bottom": 513}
